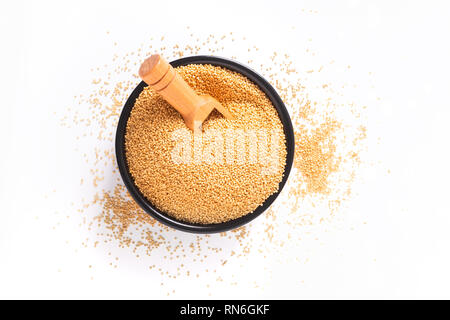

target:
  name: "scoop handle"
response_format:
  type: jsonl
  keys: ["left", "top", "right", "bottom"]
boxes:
{"left": 139, "top": 54, "right": 200, "bottom": 117}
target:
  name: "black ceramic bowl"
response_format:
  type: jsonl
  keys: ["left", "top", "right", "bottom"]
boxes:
{"left": 115, "top": 56, "right": 294, "bottom": 233}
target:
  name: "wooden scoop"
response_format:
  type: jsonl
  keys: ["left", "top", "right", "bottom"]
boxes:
{"left": 139, "top": 54, "right": 233, "bottom": 131}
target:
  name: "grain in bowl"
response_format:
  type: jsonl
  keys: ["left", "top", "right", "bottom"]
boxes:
{"left": 125, "top": 63, "right": 287, "bottom": 224}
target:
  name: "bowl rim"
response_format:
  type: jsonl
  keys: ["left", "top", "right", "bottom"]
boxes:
{"left": 115, "top": 55, "right": 295, "bottom": 233}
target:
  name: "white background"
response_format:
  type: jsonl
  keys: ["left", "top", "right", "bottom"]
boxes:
{"left": 1, "top": 0, "right": 450, "bottom": 299}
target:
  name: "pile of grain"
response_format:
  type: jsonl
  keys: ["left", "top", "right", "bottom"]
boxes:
{"left": 125, "top": 64, "right": 287, "bottom": 224}
{"left": 61, "top": 31, "right": 368, "bottom": 290}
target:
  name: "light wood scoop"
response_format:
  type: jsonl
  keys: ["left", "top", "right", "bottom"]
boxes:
{"left": 139, "top": 54, "right": 233, "bottom": 131}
